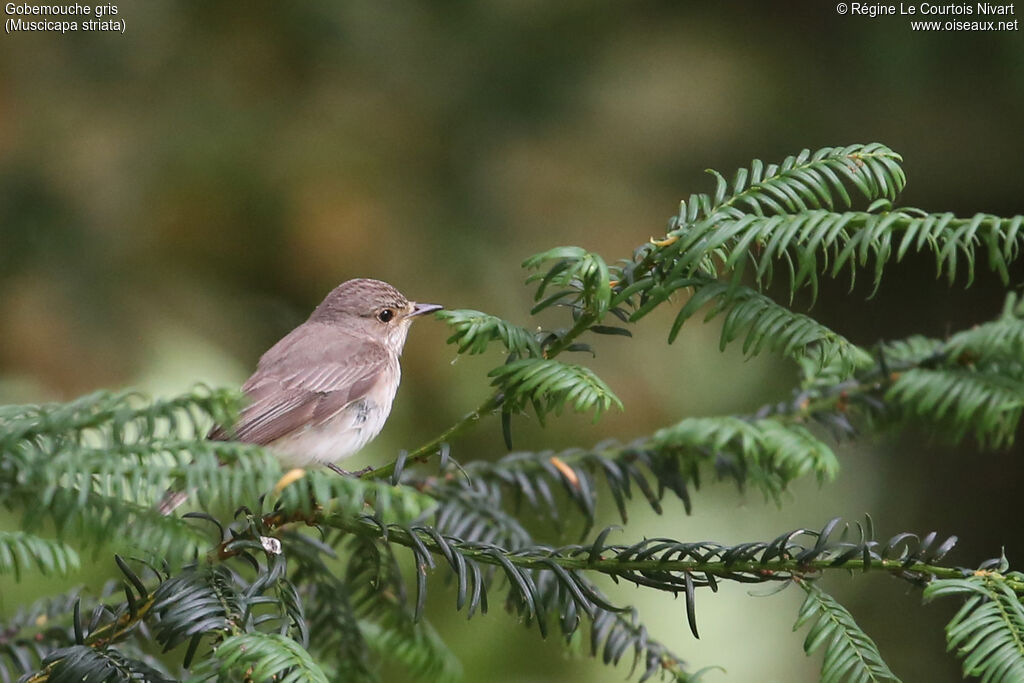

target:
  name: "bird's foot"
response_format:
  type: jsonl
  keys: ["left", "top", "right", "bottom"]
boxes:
{"left": 327, "top": 463, "right": 374, "bottom": 477}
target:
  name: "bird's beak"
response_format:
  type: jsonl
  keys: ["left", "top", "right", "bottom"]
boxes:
{"left": 409, "top": 302, "right": 443, "bottom": 318}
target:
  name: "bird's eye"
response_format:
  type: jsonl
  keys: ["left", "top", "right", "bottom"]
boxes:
{"left": 377, "top": 309, "right": 395, "bottom": 323}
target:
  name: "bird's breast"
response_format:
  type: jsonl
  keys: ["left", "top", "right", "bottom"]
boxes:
{"left": 267, "top": 355, "right": 401, "bottom": 467}
{"left": 270, "top": 399, "right": 386, "bottom": 467}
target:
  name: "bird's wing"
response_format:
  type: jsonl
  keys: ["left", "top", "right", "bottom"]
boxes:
{"left": 209, "top": 339, "right": 390, "bottom": 446}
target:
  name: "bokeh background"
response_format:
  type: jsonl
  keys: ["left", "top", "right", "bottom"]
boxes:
{"left": 2, "top": 3, "right": 1023, "bottom": 681}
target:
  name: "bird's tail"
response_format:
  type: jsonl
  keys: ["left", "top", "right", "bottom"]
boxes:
{"left": 156, "top": 488, "right": 190, "bottom": 516}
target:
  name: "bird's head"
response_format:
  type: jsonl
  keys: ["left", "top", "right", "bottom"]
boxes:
{"left": 309, "top": 278, "right": 442, "bottom": 353}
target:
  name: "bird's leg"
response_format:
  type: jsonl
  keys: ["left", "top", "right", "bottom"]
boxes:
{"left": 327, "top": 463, "right": 374, "bottom": 477}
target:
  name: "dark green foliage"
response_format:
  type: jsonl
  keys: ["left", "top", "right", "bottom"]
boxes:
{"left": 586, "top": 609, "right": 695, "bottom": 683}
{"left": 185, "top": 632, "right": 328, "bottom": 683}
{"left": 490, "top": 358, "right": 624, "bottom": 424}
{"left": 149, "top": 564, "right": 247, "bottom": 654}
{"left": 0, "top": 532, "right": 79, "bottom": 580}
{"left": 945, "top": 293, "right": 1024, "bottom": 362}
{"left": 654, "top": 417, "right": 840, "bottom": 499}
{"left": 785, "top": 292, "right": 1024, "bottom": 450}
{"left": 666, "top": 275, "right": 873, "bottom": 373}
{"left": 0, "top": 581, "right": 177, "bottom": 682}
{"left": 2, "top": 144, "right": 1024, "bottom": 682}
{"left": 282, "top": 531, "right": 377, "bottom": 681}
{"left": 887, "top": 367, "right": 1023, "bottom": 448}
{"left": 883, "top": 293, "right": 1024, "bottom": 448}
{"left": 340, "top": 534, "right": 461, "bottom": 681}
{"left": 698, "top": 145, "right": 906, "bottom": 218}
{"left": 325, "top": 517, "right": 696, "bottom": 681}
{"left": 524, "top": 247, "right": 614, "bottom": 318}
{"left": 436, "top": 309, "right": 541, "bottom": 357}
{"left": 794, "top": 582, "right": 901, "bottom": 683}
{"left": 416, "top": 417, "right": 839, "bottom": 538}
{"left": 358, "top": 619, "right": 462, "bottom": 683}
{"left": 43, "top": 645, "right": 172, "bottom": 683}
{"left": 924, "top": 557, "right": 1024, "bottom": 682}
{"left": 0, "top": 588, "right": 94, "bottom": 681}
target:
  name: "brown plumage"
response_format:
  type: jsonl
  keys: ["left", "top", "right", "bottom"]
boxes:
{"left": 208, "top": 278, "right": 441, "bottom": 467}
{"left": 159, "top": 279, "right": 440, "bottom": 514}
{"left": 207, "top": 323, "right": 393, "bottom": 449}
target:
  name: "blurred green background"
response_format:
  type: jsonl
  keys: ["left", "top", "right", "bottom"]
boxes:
{"left": 2, "top": 3, "right": 1023, "bottom": 681}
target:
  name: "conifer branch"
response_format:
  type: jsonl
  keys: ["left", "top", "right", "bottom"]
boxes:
{"left": 4, "top": 143, "right": 1024, "bottom": 682}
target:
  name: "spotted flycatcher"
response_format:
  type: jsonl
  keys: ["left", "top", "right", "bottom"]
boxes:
{"left": 211, "top": 278, "right": 442, "bottom": 469}
{"left": 159, "top": 279, "right": 440, "bottom": 514}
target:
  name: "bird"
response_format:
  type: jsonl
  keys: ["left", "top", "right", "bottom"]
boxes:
{"left": 159, "top": 278, "right": 441, "bottom": 513}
